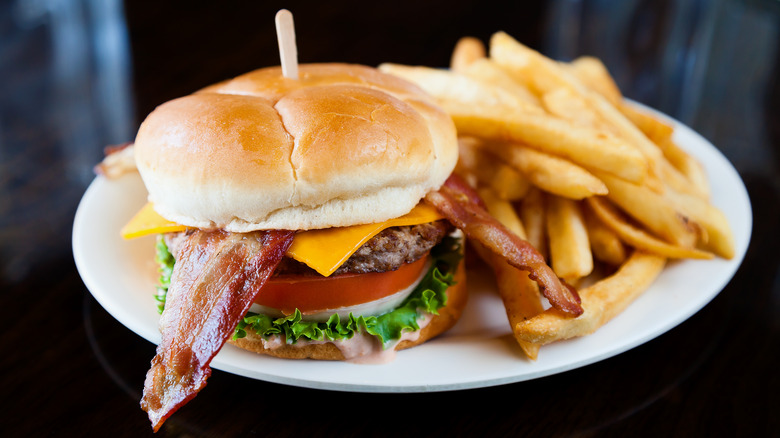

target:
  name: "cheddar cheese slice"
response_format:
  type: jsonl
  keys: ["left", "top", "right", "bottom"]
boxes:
{"left": 286, "top": 203, "right": 443, "bottom": 276}
{"left": 120, "top": 203, "right": 187, "bottom": 239}
{"left": 121, "top": 203, "right": 443, "bottom": 277}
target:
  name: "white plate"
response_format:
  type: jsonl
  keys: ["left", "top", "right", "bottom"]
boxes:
{"left": 72, "top": 112, "right": 751, "bottom": 393}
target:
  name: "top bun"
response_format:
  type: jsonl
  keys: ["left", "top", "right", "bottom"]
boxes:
{"left": 134, "top": 63, "right": 457, "bottom": 231}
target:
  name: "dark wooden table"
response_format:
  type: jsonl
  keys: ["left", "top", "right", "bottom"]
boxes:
{"left": 2, "top": 1, "right": 777, "bottom": 436}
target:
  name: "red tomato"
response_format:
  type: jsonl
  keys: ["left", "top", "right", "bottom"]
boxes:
{"left": 255, "top": 256, "right": 429, "bottom": 314}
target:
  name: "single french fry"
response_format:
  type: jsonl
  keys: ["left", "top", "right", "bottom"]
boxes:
{"left": 514, "top": 251, "right": 666, "bottom": 345}
{"left": 462, "top": 58, "right": 540, "bottom": 106}
{"left": 450, "top": 36, "right": 486, "bottom": 73}
{"left": 545, "top": 196, "right": 593, "bottom": 281}
{"left": 595, "top": 171, "right": 700, "bottom": 248}
{"left": 378, "top": 63, "right": 542, "bottom": 115}
{"left": 657, "top": 137, "right": 711, "bottom": 199}
{"left": 568, "top": 56, "right": 623, "bottom": 106}
{"left": 518, "top": 187, "right": 548, "bottom": 260}
{"left": 583, "top": 202, "right": 627, "bottom": 266}
{"left": 656, "top": 156, "right": 709, "bottom": 199}
{"left": 483, "top": 140, "right": 608, "bottom": 200}
{"left": 541, "top": 87, "right": 609, "bottom": 131}
{"left": 619, "top": 102, "right": 674, "bottom": 145}
{"left": 458, "top": 137, "right": 531, "bottom": 200}
{"left": 662, "top": 188, "right": 735, "bottom": 259}
{"left": 478, "top": 187, "right": 527, "bottom": 238}
{"left": 587, "top": 197, "right": 714, "bottom": 259}
{"left": 489, "top": 31, "right": 575, "bottom": 96}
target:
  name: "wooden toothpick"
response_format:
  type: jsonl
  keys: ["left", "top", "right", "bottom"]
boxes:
{"left": 275, "top": 9, "right": 299, "bottom": 80}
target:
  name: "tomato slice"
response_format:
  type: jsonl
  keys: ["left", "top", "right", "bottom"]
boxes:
{"left": 255, "top": 255, "right": 429, "bottom": 314}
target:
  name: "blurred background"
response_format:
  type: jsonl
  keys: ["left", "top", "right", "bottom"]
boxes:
{"left": 1, "top": 0, "right": 777, "bottom": 436}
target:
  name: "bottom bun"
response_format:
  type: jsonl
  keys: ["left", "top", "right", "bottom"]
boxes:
{"left": 228, "top": 260, "right": 467, "bottom": 361}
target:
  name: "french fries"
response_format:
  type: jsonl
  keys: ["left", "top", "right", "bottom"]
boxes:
{"left": 482, "top": 140, "right": 608, "bottom": 200}
{"left": 514, "top": 251, "right": 667, "bottom": 345}
{"left": 381, "top": 31, "right": 735, "bottom": 359}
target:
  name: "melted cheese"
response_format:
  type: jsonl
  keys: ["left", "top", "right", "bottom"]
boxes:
{"left": 121, "top": 202, "right": 442, "bottom": 277}
{"left": 120, "top": 203, "right": 187, "bottom": 239}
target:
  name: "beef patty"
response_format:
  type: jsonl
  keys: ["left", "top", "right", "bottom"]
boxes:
{"left": 163, "top": 220, "right": 452, "bottom": 277}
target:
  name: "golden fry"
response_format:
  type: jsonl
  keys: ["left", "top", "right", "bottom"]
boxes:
{"left": 541, "top": 87, "right": 610, "bottom": 131}
{"left": 518, "top": 187, "right": 548, "bottom": 261}
{"left": 568, "top": 56, "right": 623, "bottom": 106}
{"left": 457, "top": 137, "right": 531, "bottom": 200}
{"left": 450, "top": 36, "right": 486, "bottom": 73}
{"left": 483, "top": 140, "right": 608, "bottom": 200}
{"left": 478, "top": 187, "right": 527, "bottom": 238}
{"left": 657, "top": 137, "right": 711, "bottom": 199}
{"left": 514, "top": 251, "right": 666, "bottom": 345}
{"left": 377, "top": 63, "right": 541, "bottom": 114}
{"left": 619, "top": 103, "right": 674, "bottom": 145}
{"left": 489, "top": 31, "right": 578, "bottom": 96}
{"left": 587, "top": 197, "right": 713, "bottom": 259}
{"left": 449, "top": 105, "right": 648, "bottom": 183}
{"left": 378, "top": 30, "right": 738, "bottom": 354}
{"left": 381, "top": 59, "right": 648, "bottom": 183}
{"left": 594, "top": 171, "right": 701, "bottom": 248}
{"left": 583, "top": 202, "right": 627, "bottom": 266}
{"left": 545, "top": 196, "right": 593, "bottom": 281}
{"left": 462, "top": 58, "right": 540, "bottom": 106}
{"left": 662, "top": 188, "right": 735, "bottom": 259}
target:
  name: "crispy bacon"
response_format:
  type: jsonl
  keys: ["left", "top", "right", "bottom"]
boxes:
{"left": 141, "top": 229, "right": 294, "bottom": 432}
{"left": 425, "top": 174, "right": 583, "bottom": 316}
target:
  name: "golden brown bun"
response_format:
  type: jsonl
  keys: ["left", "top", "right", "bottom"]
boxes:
{"left": 134, "top": 63, "right": 457, "bottom": 231}
{"left": 228, "top": 260, "right": 467, "bottom": 360}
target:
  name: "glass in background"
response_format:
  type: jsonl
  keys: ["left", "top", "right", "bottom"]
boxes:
{"left": 0, "top": 0, "right": 134, "bottom": 280}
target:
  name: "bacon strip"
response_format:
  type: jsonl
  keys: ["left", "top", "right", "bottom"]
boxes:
{"left": 425, "top": 174, "right": 583, "bottom": 316}
{"left": 140, "top": 229, "right": 294, "bottom": 432}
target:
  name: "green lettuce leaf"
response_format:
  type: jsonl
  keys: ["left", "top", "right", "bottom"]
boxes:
{"left": 154, "top": 235, "right": 175, "bottom": 314}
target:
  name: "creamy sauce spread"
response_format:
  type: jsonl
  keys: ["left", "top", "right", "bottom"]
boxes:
{"left": 258, "top": 312, "right": 434, "bottom": 364}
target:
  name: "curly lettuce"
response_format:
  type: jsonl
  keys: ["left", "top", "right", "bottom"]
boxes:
{"left": 154, "top": 235, "right": 175, "bottom": 314}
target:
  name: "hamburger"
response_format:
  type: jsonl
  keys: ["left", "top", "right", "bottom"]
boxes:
{"left": 122, "top": 63, "right": 581, "bottom": 431}
{"left": 127, "top": 63, "right": 465, "bottom": 429}
{"left": 133, "top": 63, "right": 465, "bottom": 359}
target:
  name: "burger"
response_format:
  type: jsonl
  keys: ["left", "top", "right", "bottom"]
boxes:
{"left": 133, "top": 62, "right": 467, "bottom": 360}
{"left": 121, "top": 63, "right": 581, "bottom": 431}
{"left": 125, "top": 63, "right": 464, "bottom": 429}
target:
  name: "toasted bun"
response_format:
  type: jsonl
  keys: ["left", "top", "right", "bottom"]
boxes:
{"left": 228, "top": 260, "right": 467, "bottom": 360}
{"left": 134, "top": 63, "right": 457, "bottom": 231}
